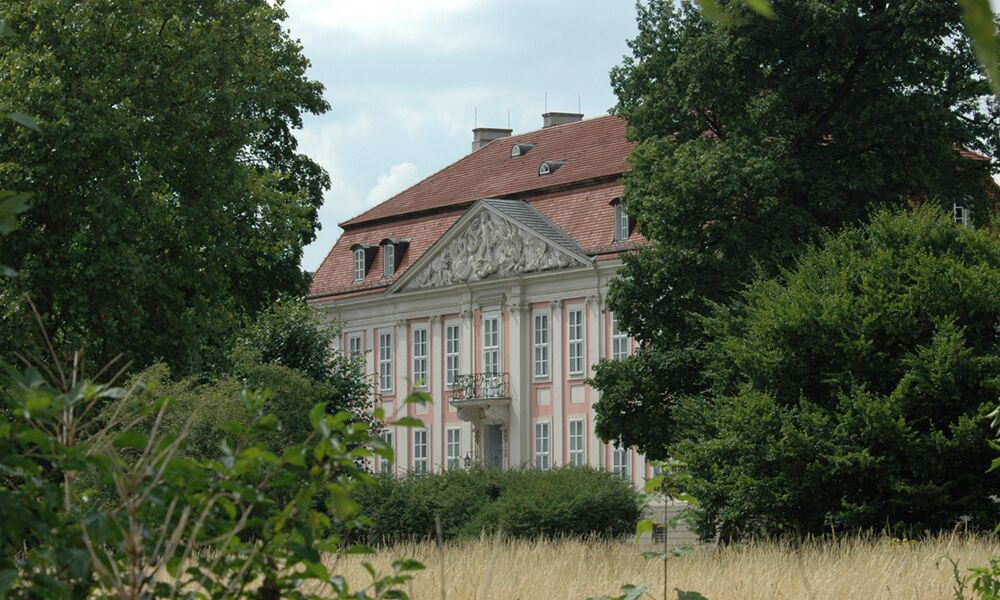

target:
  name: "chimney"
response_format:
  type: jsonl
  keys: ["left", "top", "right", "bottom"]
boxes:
{"left": 542, "top": 112, "right": 583, "bottom": 128}
{"left": 472, "top": 127, "right": 513, "bottom": 152}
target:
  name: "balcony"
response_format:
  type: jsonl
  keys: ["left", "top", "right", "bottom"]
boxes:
{"left": 450, "top": 373, "right": 511, "bottom": 405}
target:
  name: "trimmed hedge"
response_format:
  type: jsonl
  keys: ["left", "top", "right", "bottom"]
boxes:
{"left": 352, "top": 467, "right": 641, "bottom": 545}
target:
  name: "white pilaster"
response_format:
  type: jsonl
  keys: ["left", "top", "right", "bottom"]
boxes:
{"left": 587, "top": 294, "right": 603, "bottom": 469}
{"left": 430, "top": 315, "right": 444, "bottom": 471}
{"left": 507, "top": 298, "right": 529, "bottom": 466}
{"left": 459, "top": 307, "right": 474, "bottom": 460}
{"left": 550, "top": 299, "right": 564, "bottom": 467}
{"left": 395, "top": 319, "right": 410, "bottom": 470}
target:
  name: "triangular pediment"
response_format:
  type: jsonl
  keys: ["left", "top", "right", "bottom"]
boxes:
{"left": 389, "top": 199, "right": 592, "bottom": 293}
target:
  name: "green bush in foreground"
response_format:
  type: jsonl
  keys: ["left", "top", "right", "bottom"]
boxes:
{"left": 353, "top": 467, "right": 641, "bottom": 545}
{"left": 676, "top": 208, "right": 1000, "bottom": 541}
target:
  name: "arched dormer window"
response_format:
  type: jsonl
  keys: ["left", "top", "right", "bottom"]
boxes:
{"left": 511, "top": 143, "right": 535, "bottom": 158}
{"left": 538, "top": 160, "right": 565, "bottom": 176}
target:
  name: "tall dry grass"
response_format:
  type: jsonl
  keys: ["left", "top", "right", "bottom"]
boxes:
{"left": 322, "top": 533, "right": 1000, "bottom": 600}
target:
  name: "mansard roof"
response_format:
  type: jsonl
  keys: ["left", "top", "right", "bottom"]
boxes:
{"left": 339, "top": 115, "right": 631, "bottom": 228}
{"left": 309, "top": 115, "right": 644, "bottom": 300}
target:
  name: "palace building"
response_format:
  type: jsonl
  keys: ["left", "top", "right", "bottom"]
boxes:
{"left": 307, "top": 112, "right": 654, "bottom": 486}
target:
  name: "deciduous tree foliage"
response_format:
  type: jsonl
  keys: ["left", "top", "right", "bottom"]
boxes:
{"left": 593, "top": 0, "right": 998, "bottom": 458}
{"left": 677, "top": 209, "right": 1000, "bottom": 539}
{"left": 0, "top": 0, "right": 330, "bottom": 372}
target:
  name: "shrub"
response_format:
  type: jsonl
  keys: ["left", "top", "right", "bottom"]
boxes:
{"left": 0, "top": 359, "right": 417, "bottom": 598}
{"left": 353, "top": 467, "right": 640, "bottom": 545}
{"left": 677, "top": 208, "right": 1000, "bottom": 540}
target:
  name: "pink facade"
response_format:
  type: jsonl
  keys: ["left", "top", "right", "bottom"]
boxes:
{"left": 313, "top": 115, "right": 652, "bottom": 486}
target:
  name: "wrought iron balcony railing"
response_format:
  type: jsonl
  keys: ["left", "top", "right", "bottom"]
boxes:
{"left": 450, "top": 373, "right": 511, "bottom": 403}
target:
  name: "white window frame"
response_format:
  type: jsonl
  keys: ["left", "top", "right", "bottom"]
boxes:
{"left": 445, "top": 323, "right": 460, "bottom": 388}
{"left": 615, "top": 203, "right": 630, "bottom": 241}
{"left": 383, "top": 243, "right": 395, "bottom": 277}
{"left": 954, "top": 203, "right": 973, "bottom": 229}
{"left": 378, "top": 331, "right": 393, "bottom": 393}
{"left": 446, "top": 427, "right": 462, "bottom": 470}
{"left": 348, "top": 333, "right": 363, "bottom": 360}
{"left": 611, "top": 313, "right": 630, "bottom": 360}
{"left": 533, "top": 312, "right": 550, "bottom": 379}
{"left": 534, "top": 420, "right": 550, "bottom": 470}
{"left": 568, "top": 419, "right": 585, "bottom": 466}
{"left": 412, "top": 325, "right": 428, "bottom": 389}
{"left": 353, "top": 248, "right": 365, "bottom": 281}
{"left": 567, "top": 308, "right": 585, "bottom": 376}
{"left": 413, "top": 428, "right": 428, "bottom": 473}
{"left": 482, "top": 314, "right": 501, "bottom": 375}
{"left": 612, "top": 445, "right": 630, "bottom": 481}
{"left": 348, "top": 333, "right": 364, "bottom": 374}
{"left": 379, "top": 429, "right": 393, "bottom": 475}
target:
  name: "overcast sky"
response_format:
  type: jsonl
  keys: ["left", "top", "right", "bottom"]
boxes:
{"left": 284, "top": 1, "right": 639, "bottom": 272}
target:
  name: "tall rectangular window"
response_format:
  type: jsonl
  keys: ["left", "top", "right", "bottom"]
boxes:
{"left": 413, "top": 429, "right": 428, "bottom": 473}
{"left": 568, "top": 309, "right": 584, "bottom": 376}
{"left": 378, "top": 331, "right": 393, "bottom": 393}
{"left": 954, "top": 203, "right": 973, "bottom": 229}
{"left": 483, "top": 316, "right": 500, "bottom": 375}
{"left": 383, "top": 243, "right": 395, "bottom": 277}
{"left": 412, "top": 327, "right": 428, "bottom": 388}
{"left": 612, "top": 445, "right": 630, "bottom": 481}
{"left": 446, "top": 427, "right": 462, "bottom": 470}
{"left": 568, "top": 419, "right": 585, "bottom": 466}
{"left": 534, "top": 421, "right": 550, "bottom": 470}
{"left": 611, "top": 313, "right": 629, "bottom": 360}
{"left": 533, "top": 313, "right": 549, "bottom": 378}
{"left": 445, "top": 324, "right": 460, "bottom": 387}
{"left": 615, "top": 203, "right": 630, "bottom": 241}
{"left": 348, "top": 333, "right": 364, "bottom": 374}
{"left": 379, "top": 429, "right": 393, "bottom": 475}
{"left": 353, "top": 248, "right": 365, "bottom": 281}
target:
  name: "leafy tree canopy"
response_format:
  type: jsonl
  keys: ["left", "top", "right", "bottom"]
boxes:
{"left": 593, "top": 0, "right": 999, "bottom": 458}
{"left": 0, "top": 0, "right": 330, "bottom": 372}
{"left": 677, "top": 209, "right": 1000, "bottom": 539}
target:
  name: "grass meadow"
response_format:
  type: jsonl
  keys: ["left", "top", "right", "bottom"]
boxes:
{"left": 321, "top": 533, "right": 1000, "bottom": 600}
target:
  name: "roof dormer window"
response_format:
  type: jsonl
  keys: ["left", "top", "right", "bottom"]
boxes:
{"left": 350, "top": 243, "right": 377, "bottom": 282}
{"left": 538, "top": 160, "right": 565, "bottom": 176}
{"left": 615, "top": 203, "right": 630, "bottom": 241}
{"left": 611, "top": 199, "right": 632, "bottom": 242}
{"left": 379, "top": 238, "right": 410, "bottom": 278}
{"left": 383, "top": 242, "right": 395, "bottom": 277}
{"left": 511, "top": 143, "right": 535, "bottom": 158}
{"left": 353, "top": 248, "right": 366, "bottom": 281}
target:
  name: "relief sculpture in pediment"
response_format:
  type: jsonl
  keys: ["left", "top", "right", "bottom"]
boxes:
{"left": 407, "top": 210, "right": 577, "bottom": 290}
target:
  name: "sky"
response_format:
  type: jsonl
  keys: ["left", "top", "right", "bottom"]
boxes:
{"left": 283, "top": 1, "right": 639, "bottom": 272}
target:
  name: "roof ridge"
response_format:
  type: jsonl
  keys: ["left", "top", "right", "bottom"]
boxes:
{"left": 339, "top": 114, "right": 623, "bottom": 228}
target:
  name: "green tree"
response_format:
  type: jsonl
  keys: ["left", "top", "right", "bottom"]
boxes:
{"left": 0, "top": 0, "right": 330, "bottom": 372}
{"left": 676, "top": 209, "right": 1000, "bottom": 539}
{"left": 593, "top": 0, "right": 998, "bottom": 458}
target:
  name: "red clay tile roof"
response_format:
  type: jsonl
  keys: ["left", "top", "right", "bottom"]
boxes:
{"left": 339, "top": 115, "right": 632, "bottom": 227}
{"left": 310, "top": 210, "right": 463, "bottom": 299}
{"left": 309, "top": 116, "right": 641, "bottom": 300}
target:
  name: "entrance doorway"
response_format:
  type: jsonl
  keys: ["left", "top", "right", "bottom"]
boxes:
{"left": 483, "top": 424, "right": 503, "bottom": 468}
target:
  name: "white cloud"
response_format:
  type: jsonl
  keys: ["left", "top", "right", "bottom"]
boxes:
{"left": 366, "top": 162, "right": 420, "bottom": 206}
{"left": 283, "top": 0, "right": 486, "bottom": 46}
